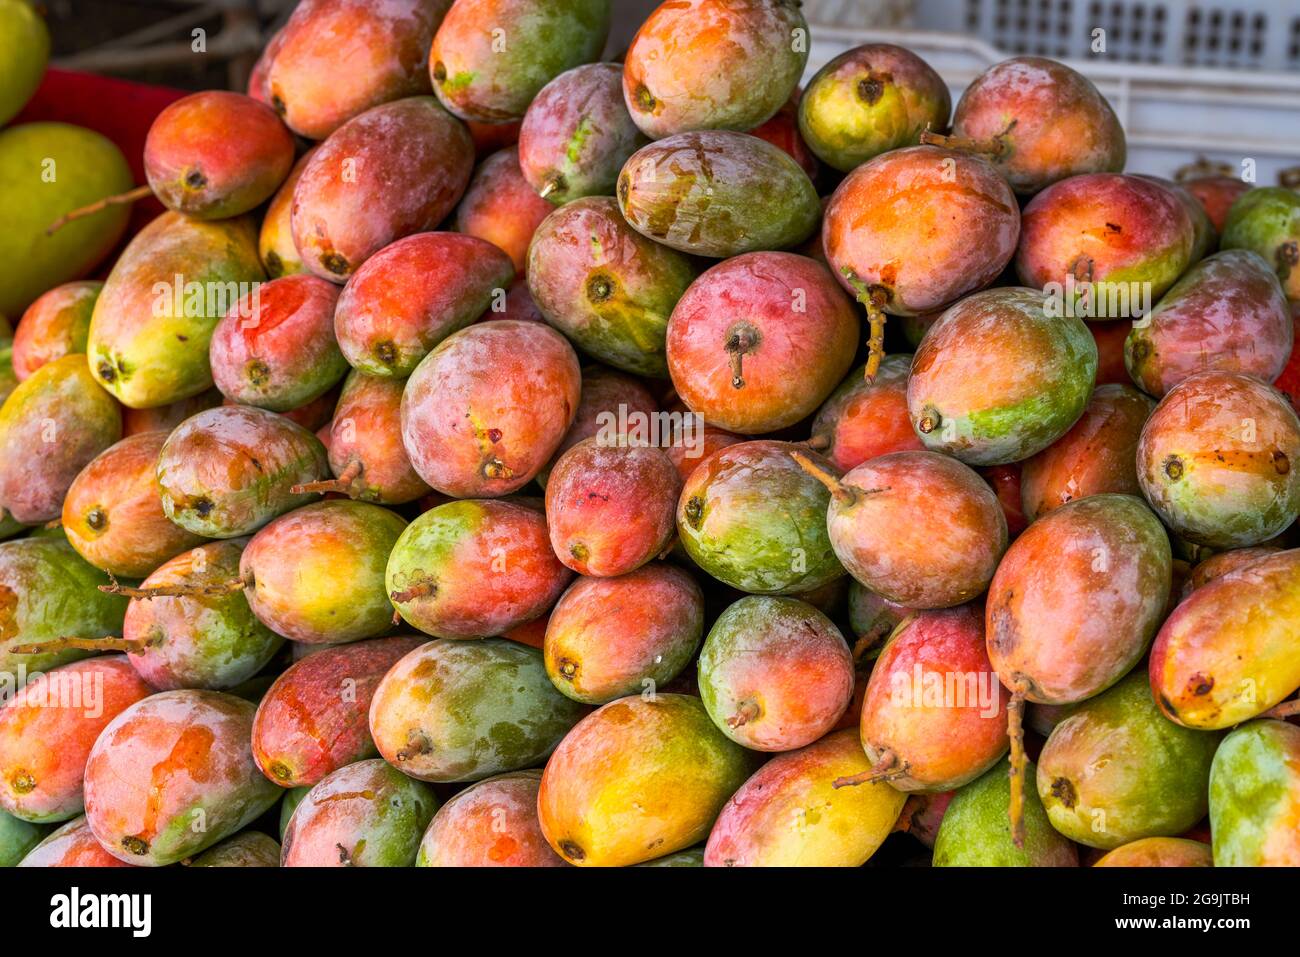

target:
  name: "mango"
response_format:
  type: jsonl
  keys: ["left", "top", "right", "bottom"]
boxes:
{"left": 267, "top": 0, "right": 451, "bottom": 139}
{"left": 666, "top": 252, "right": 859, "bottom": 434}
{"left": 334, "top": 232, "right": 514, "bottom": 378}
{"left": 281, "top": 758, "right": 437, "bottom": 867}
{"left": 278, "top": 787, "right": 309, "bottom": 840}
{"left": 623, "top": 0, "right": 807, "bottom": 139}
{"left": 121, "top": 388, "right": 221, "bottom": 438}
{"left": 17, "top": 815, "right": 128, "bottom": 867}
{"left": 157, "top": 405, "right": 328, "bottom": 538}
{"left": 1184, "top": 545, "right": 1279, "bottom": 596}
{"left": 1220, "top": 186, "right": 1300, "bottom": 302}
{"left": 678, "top": 440, "right": 844, "bottom": 595}
{"left": 1151, "top": 549, "right": 1300, "bottom": 729}
{"left": 1019, "top": 383, "right": 1154, "bottom": 522}
{"left": 144, "top": 91, "right": 294, "bottom": 219}
{"left": 253, "top": 635, "right": 424, "bottom": 787}
{"left": 704, "top": 729, "right": 906, "bottom": 866}
{"left": 641, "top": 848, "right": 704, "bottom": 867}
{"left": 189, "top": 831, "right": 279, "bottom": 867}
{"left": 537, "top": 693, "right": 753, "bottom": 866}
{"left": 1037, "top": 671, "right": 1220, "bottom": 849}
{"left": 368, "top": 638, "right": 586, "bottom": 782}
{"left": 400, "top": 321, "right": 580, "bottom": 497}
{"left": 430, "top": 0, "right": 611, "bottom": 123}
{"left": 11, "top": 280, "right": 100, "bottom": 381}
{"left": 932, "top": 758, "right": 1078, "bottom": 866}
{"left": 0, "top": 656, "right": 154, "bottom": 824}
{"left": 539, "top": 367, "right": 660, "bottom": 489}
{"left": 291, "top": 97, "right": 474, "bottom": 282}
{"left": 618, "top": 132, "right": 819, "bottom": 258}
{"left": 699, "top": 596, "right": 854, "bottom": 752}
{"left": 454, "top": 146, "right": 555, "bottom": 276}
{"left": 798, "top": 43, "right": 950, "bottom": 173}
{"left": 1208, "top": 719, "right": 1300, "bottom": 865}
{"left": 259, "top": 147, "right": 315, "bottom": 279}
{"left": 1126, "top": 250, "right": 1291, "bottom": 397}
{"left": 1182, "top": 172, "right": 1251, "bottom": 233}
{"left": 747, "top": 89, "right": 819, "bottom": 178}
{"left": 1093, "top": 836, "right": 1212, "bottom": 867}
{"left": 0, "top": 122, "right": 132, "bottom": 318}
{"left": 0, "top": 354, "right": 122, "bottom": 523}
{"left": 908, "top": 288, "right": 1097, "bottom": 466}
{"left": 386, "top": 499, "right": 572, "bottom": 639}
{"left": 847, "top": 580, "right": 913, "bottom": 655}
{"left": 0, "top": 0, "right": 47, "bottom": 125}
{"left": 416, "top": 770, "right": 566, "bottom": 866}
{"left": 88, "top": 212, "right": 265, "bottom": 408}
{"left": 544, "top": 564, "right": 703, "bottom": 705}
{"left": 527, "top": 197, "right": 696, "bottom": 378}
{"left": 83, "top": 689, "right": 282, "bottom": 866}
{"left": 0, "top": 809, "right": 46, "bottom": 867}
{"left": 809, "top": 354, "right": 924, "bottom": 472}
{"left": 1137, "top": 371, "right": 1300, "bottom": 548}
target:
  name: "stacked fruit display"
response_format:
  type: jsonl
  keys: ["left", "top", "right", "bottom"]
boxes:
{"left": 2, "top": 0, "right": 1300, "bottom": 869}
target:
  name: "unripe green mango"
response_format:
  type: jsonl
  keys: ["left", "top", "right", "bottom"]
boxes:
{"left": 0, "top": 808, "right": 47, "bottom": 866}
{"left": 88, "top": 212, "right": 265, "bottom": 408}
{"left": 0, "top": 0, "right": 49, "bottom": 126}
{"left": 1037, "top": 670, "right": 1221, "bottom": 849}
{"left": 189, "top": 830, "right": 280, "bottom": 867}
{"left": 1209, "top": 719, "right": 1300, "bottom": 865}
{"left": 0, "top": 122, "right": 133, "bottom": 318}
{"left": 1221, "top": 186, "right": 1300, "bottom": 302}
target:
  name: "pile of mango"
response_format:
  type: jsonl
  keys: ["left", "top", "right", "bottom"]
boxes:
{"left": 3, "top": 0, "right": 1300, "bottom": 869}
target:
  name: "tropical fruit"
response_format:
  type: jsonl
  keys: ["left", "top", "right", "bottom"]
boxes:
{"left": 11, "top": 280, "right": 101, "bottom": 381}
{"left": 258, "top": 147, "right": 314, "bottom": 279}
{"left": 1220, "top": 186, "right": 1300, "bottom": 301}
{"left": 808, "top": 354, "right": 924, "bottom": 472}
{"left": 622, "top": 0, "right": 808, "bottom": 139}
{"left": 416, "top": 770, "right": 565, "bottom": 867}
{"left": 16, "top": 816, "right": 128, "bottom": 868}
{"left": 1093, "top": 837, "right": 1213, "bottom": 867}
{"left": 1208, "top": 719, "right": 1300, "bottom": 865}
{"left": 190, "top": 831, "right": 280, "bottom": 867}
{"left": 0, "top": 0, "right": 48, "bottom": 126}
{"left": 0, "top": 809, "right": 46, "bottom": 867}
{"left": 454, "top": 146, "right": 554, "bottom": 276}
{"left": 1136, "top": 371, "right": 1300, "bottom": 548}
{"left": 537, "top": 693, "right": 754, "bottom": 866}
{"left": 798, "top": 43, "right": 950, "bottom": 173}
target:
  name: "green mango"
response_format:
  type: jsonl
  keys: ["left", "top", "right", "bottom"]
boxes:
{"left": 278, "top": 786, "right": 311, "bottom": 840}
{"left": 0, "top": 122, "right": 133, "bottom": 318}
{"left": 0, "top": 807, "right": 47, "bottom": 866}
{"left": 933, "top": 757, "right": 1079, "bottom": 866}
{"left": 639, "top": 848, "right": 705, "bottom": 867}
{"left": 1209, "top": 719, "right": 1300, "bottom": 866}
{"left": 0, "top": 0, "right": 47, "bottom": 125}
{"left": 0, "top": 341, "right": 16, "bottom": 407}
{"left": 188, "top": 830, "right": 280, "bottom": 867}
{"left": 1221, "top": 186, "right": 1300, "bottom": 302}
{"left": 1037, "top": 670, "right": 1221, "bottom": 849}
{"left": 88, "top": 211, "right": 265, "bottom": 408}
{"left": 368, "top": 638, "right": 587, "bottom": 783}
{"left": 0, "top": 536, "right": 130, "bottom": 686}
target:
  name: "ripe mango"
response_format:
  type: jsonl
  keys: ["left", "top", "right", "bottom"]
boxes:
{"left": 810, "top": 354, "right": 924, "bottom": 472}
{"left": 454, "top": 146, "right": 554, "bottom": 276}
{"left": 11, "top": 281, "right": 100, "bottom": 381}
{"left": 1208, "top": 719, "right": 1300, "bottom": 865}
{"left": 317, "top": 370, "right": 430, "bottom": 505}
{"left": 258, "top": 147, "right": 314, "bottom": 279}
{"left": 416, "top": 770, "right": 566, "bottom": 867}
{"left": 17, "top": 816, "right": 128, "bottom": 868}
{"left": 1093, "top": 836, "right": 1212, "bottom": 867}
{"left": 189, "top": 831, "right": 279, "bottom": 867}
{"left": 537, "top": 693, "right": 754, "bottom": 866}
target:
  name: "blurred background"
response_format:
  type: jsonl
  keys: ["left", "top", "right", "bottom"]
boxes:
{"left": 32, "top": 0, "right": 1300, "bottom": 180}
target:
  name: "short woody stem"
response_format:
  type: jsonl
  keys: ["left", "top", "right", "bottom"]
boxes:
{"left": 7, "top": 635, "right": 148, "bottom": 655}
{"left": 291, "top": 460, "right": 363, "bottom": 496}
{"left": 46, "top": 184, "right": 154, "bottom": 235}
{"left": 789, "top": 451, "right": 855, "bottom": 506}
{"left": 1007, "top": 692, "right": 1027, "bottom": 849}
{"left": 100, "top": 575, "right": 246, "bottom": 600}
{"left": 833, "top": 750, "right": 904, "bottom": 789}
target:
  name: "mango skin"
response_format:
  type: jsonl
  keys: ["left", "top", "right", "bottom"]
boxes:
{"left": 121, "top": 540, "right": 283, "bottom": 691}
{"left": 537, "top": 693, "right": 755, "bottom": 866}
{"left": 386, "top": 499, "right": 572, "bottom": 640}
{"left": 0, "top": 656, "right": 154, "bottom": 824}
{"left": 430, "top": 0, "right": 611, "bottom": 123}
{"left": 987, "top": 494, "right": 1171, "bottom": 705}
{"left": 1093, "top": 836, "right": 1212, "bottom": 867}
{"left": 0, "top": 0, "right": 48, "bottom": 125}
{"left": 369, "top": 638, "right": 586, "bottom": 783}
{"left": 267, "top": 0, "right": 449, "bottom": 139}
{"left": 640, "top": 848, "right": 704, "bottom": 867}
{"left": 323, "top": 371, "right": 430, "bottom": 505}
{"left": 258, "top": 147, "right": 314, "bottom": 279}
{"left": 544, "top": 564, "right": 703, "bottom": 705}
{"left": 253, "top": 635, "right": 424, "bottom": 787}
{"left": 824, "top": 146, "right": 1020, "bottom": 317}
{"left": 1036, "top": 670, "right": 1220, "bottom": 850}
{"left": 281, "top": 758, "right": 438, "bottom": 867}
{"left": 1150, "top": 549, "right": 1300, "bottom": 730}
{"left": 618, "top": 131, "right": 820, "bottom": 258}
{"left": 11, "top": 280, "right": 101, "bottom": 381}
{"left": 291, "top": 97, "right": 474, "bottom": 283}
{"left": 677, "top": 440, "right": 844, "bottom": 595}
{"left": 17, "top": 816, "right": 127, "bottom": 868}
{"left": 1019, "top": 384, "right": 1153, "bottom": 522}
{"left": 798, "top": 43, "right": 951, "bottom": 173}
{"left": 622, "top": 0, "right": 807, "bottom": 140}
{"left": 0, "top": 808, "right": 47, "bottom": 866}
{"left": 1125, "top": 250, "right": 1292, "bottom": 397}
{"left": 666, "top": 252, "right": 860, "bottom": 434}
{"left": 157, "top": 405, "right": 329, "bottom": 538}
{"left": 540, "top": 367, "right": 660, "bottom": 488}
{"left": 0, "top": 122, "right": 133, "bottom": 318}
{"left": 1220, "top": 186, "right": 1300, "bottom": 302}
{"left": 1209, "top": 719, "right": 1300, "bottom": 866}
{"left": 0, "top": 354, "right": 122, "bottom": 523}
{"left": 0, "top": 536, "right": 129, "bottom": 683}
{"left": 1137, "top": 371, "right": 1300, "bottom": 548}
{"left": 527, "top": 197, "right": 696, "bottom": 378}
{"left": 704, "top": 728, "right": 905, "bottom": 867}
{"left": 241, "top": 500, "right": 407, "bottom": 645}
{"left": 88, "top": 212, "right": 265, "bottom": 409}
{"left": 827, "top": 451, "right": 1008, "bottom": 608}
{"left": 83, "top": 690, "right": 282, "bottom": 866}
{"left": 454, "top": 146, "right": 555, "bottom": 276}
{"left": 189, "top": 830, "right": 280, "bottom": 867}
{"left": 416, "top": 769, "right": 566, "bottom": 867}
{"left": 908, "top": 288, "right": 1098, "bottom": 466}
{"left": 933, "top": 758, "right": 1079, "bottom": 867}
{"left": 811, "top": 354, "right": 924, "bottom": 472}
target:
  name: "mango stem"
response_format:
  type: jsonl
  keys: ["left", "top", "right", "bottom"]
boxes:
{"left": 1007, "top": 691, "right": 1027, "bottom": 849}
{"left": 291, "top": 459, "right": 363, "bottom": 497}
{"left": 46, "top": 184, "right": 154, "bottom": 235}
{"left": 789, "top": 451, "right": 855, "bottom": 506}
{"left": 726, "top": 699, "right": 760, "bottom": 729}
{"left": 8, "top": 635, "right": 148, "bottom": 655}
{"left": 833, "top": 750, "right": 908, "bottom": 789}
{"left": 1262, "top": 698, "right": 1300, "bottom": 720}
{"left": 100, "top": 575, "right": 246, "bottom": 600}
{"left": 803, "top": 433, "right": 831, "bottom": 452}
{"left": 918, "top": 120, "right": 1015, "bottom": 159}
